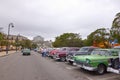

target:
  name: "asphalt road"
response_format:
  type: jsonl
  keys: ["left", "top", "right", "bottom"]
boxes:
{"left": 0, "top": 51, "right": 120, "bottom": 80}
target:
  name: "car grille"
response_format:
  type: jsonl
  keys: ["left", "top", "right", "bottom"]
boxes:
{"left": 67, "top": 54, "right": 73, "bottom": 59}
{"left": 75, "top": 60, "right": 91, "bottom": 67}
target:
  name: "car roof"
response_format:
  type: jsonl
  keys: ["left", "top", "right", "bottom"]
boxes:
{"left": 81, "top": 46, "right": 99, "bottom": 49}
{"left": 94, "top": 48, "right": 120, "bottom": 51}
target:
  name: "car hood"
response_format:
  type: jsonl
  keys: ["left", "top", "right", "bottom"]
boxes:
{"left": 56, "top": 51, "right": 66, "bottom": 54}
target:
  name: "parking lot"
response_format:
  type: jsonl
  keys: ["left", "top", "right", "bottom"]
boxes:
{"left": 0, "top": 51, "right": 120, "bottom": 80}
{"left": 45, "top": 56, "right": 120, "bottom": 80}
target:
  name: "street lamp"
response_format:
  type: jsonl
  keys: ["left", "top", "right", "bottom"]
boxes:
{"left": 6, "top": 23, "right": 14, "bottom": 54}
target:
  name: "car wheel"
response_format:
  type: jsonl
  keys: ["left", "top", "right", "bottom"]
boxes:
{"left": 97, "top": 64, "right": 106, "bottom": 75}
{"left": 50, "top": 56, "right": 53, "bottom": 59}
{"left": 60, "top": 57, "right": 66, "bottom": 62}
{"left": 69, "top": 61, "right": 73, "bottom": 64}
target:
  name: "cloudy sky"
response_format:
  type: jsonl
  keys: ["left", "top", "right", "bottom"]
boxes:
{"left": 0, "top": 0, "right": 120, "bottom": 41}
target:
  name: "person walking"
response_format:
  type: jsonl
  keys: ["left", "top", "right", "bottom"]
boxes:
{"left": 42, "top": 47, "right": 47, "bottom": 57}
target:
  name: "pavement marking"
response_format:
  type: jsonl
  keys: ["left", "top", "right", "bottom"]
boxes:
{"left": 85, "top": 76, "right": 94, "bottom": 80}
{"left": 66, "top": 67, "right": 72, "bottom": 70}
{"left": 65, "top": 66, "right": 78, "bottom": 70}
{"left": 65, "top": 66, "right": 94, "bottom": 80}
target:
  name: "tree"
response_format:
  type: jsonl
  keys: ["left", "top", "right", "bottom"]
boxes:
{"left": 31, "top": 43, "right": 37, "bottom": 49}
{"left": 85, "top": 28, "right": 110, "bottom": 48}
{"left": 84, "top": 31, "right": 95, "bottom": 46}
{"left": 112, "top": 12, "right": 120, "bottom": 28}
{"left": 53, "top": 33, "right": 83, "bottom": 47}
{"left": 0, "top": 31, "right": 5, "bottom": 47}
{"left": 20, "top": 40, "right": 32, "bottom": 49}
{"left": 111, "top": 12, "right": 120, "bottom": 43}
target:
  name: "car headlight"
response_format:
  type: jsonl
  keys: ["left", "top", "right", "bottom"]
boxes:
{"left": 86, "top": 59, "right": 90, "bottom": 64}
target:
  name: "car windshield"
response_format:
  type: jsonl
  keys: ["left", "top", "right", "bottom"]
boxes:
{"left": 78, "top": 47, "right": 89, "bottom": 52}
{"left": 68, "top": 48, "right": 79, "bottom": 51}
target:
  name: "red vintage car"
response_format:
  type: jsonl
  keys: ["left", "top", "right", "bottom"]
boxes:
{"left": 49, "top": 48, "right": 60, "bottom": 58}
{"left": 53, "top": 47, "right": 80, "bottom": 61}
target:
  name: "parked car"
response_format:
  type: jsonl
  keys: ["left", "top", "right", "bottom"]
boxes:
{"left": 66, "top": 46, "right": 99, "bottom": 64}
{"left": 53, "top": 47, "right": 80, "bottom": 61}
{"left": 49, "top": 48, "right": 60, "bottom": 58}
{"left": 34, "top": 48, "right": 38, "bottom": 52}
{"left": 107, "top": 52, "right": 120, "bottom": 74}
{"left": 74, "top": 49, "right": 120, "bottom": 75}
{"left": 46, "top": 48, "right": 54, "bottom": 56}
{"left": 22, "top": 49, "right": 31, "bottom": 55}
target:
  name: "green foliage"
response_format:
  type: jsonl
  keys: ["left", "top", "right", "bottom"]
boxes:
{"left": 112, "top": 12, "right": 120, "bottom": 28}
{"left": 53, "top": 33, "right": 83, "bottom": 47}
{"left": 19, "top": 40, "right": 32, "bottom": 49}
{"left": 31, "top": 43, "right": 37, "bottom": 49}
{"left": 85, "top": 28, "right": 110, "bottom": 48}
{"left": 84, "top": 32, "right": 95, "bottom": 46}
{"left": 111, "top": 12, "right": 120, "bottom": 43}
{"left": 0, "top": 32, "right": 6, "bottom": 46}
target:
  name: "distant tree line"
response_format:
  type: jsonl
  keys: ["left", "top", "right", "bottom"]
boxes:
{"left": 53, "top": 12, "right": 120, "bottom": 48}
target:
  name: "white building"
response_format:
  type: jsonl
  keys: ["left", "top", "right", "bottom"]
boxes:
{"left": 32, "top": 36, "right": 53, "bottom": 48}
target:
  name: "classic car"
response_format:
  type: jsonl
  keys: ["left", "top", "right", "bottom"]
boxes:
{"left": 107, "top": 52, "right": 120, "bottom": 74}
{"left": 53, "top": 47, "right": 80, "bottom": 61}
{"left": 49, "top": 48, "right": 60, "bottom": 58}
{"left": 74, "top": 49, "right": 120, "bottom": 75}
{"left": 66, "top": 46, "right": 99, "bottom": 64}
{"left": 22, "top": 49, "right": 31, "bottom": 55}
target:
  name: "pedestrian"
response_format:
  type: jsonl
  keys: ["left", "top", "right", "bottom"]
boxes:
{"left": 43, "top": 47, "right": 47, "bottom": 57}
{"left": 41, "top": 47, "right": 47, "bottom": 57}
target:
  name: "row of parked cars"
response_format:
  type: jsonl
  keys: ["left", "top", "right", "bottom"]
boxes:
{"left": 38, "top": 46, "right": 120, "bottom": 75}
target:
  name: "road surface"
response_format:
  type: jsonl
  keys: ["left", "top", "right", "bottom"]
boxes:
{"left": 0, "top": 51, "right": 119, "bottom": 80}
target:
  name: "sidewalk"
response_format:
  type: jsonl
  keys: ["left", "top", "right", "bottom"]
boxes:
{"left": 0, "top": 51, "right": 16, "bottom": 57}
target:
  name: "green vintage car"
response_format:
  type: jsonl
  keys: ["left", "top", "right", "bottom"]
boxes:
{"left": 74, "top": 49, "right": 120, "bottom": 75}
{"left": 22, "top": 49, "right": 31, "bottom": 55}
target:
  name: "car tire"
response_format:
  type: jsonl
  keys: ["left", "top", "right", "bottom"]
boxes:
{"left": 60, "top": 57, "right": 66, "bottom": 62}
{"left": 69, "top": 61, "right": 73, "bottom": 64}
{"left": 97, "top": 64, "right": 106, "bottom": 75}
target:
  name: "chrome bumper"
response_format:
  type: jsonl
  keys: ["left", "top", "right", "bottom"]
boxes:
{"left": 66, "top": 58, "right": 74, "bottom": 62}
{"left": 76, "top": 64, "right": 97, "bottom": 71}
{"left": 107, "top": 67, "right": 120, "bottom": 74}
{"left": 53, "top": 55, "right": 60, "bottom": 60}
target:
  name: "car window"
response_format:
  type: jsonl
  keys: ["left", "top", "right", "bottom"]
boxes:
{"left": 110, "top": 51, "right": 119, "bottom": 56}
{"left": 79, "top": 48, "right": 89, "bottom": 52}
{"left": 91, "top": 50, "right": 109, "bottom": 56}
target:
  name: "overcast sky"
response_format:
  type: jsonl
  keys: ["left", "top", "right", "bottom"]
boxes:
{"left": 0, "top": 0, "right": 120, "bottom": 41}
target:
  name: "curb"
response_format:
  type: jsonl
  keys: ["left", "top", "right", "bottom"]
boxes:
{"left": 0, "top": 51, "right": 16, "bottom": 57}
